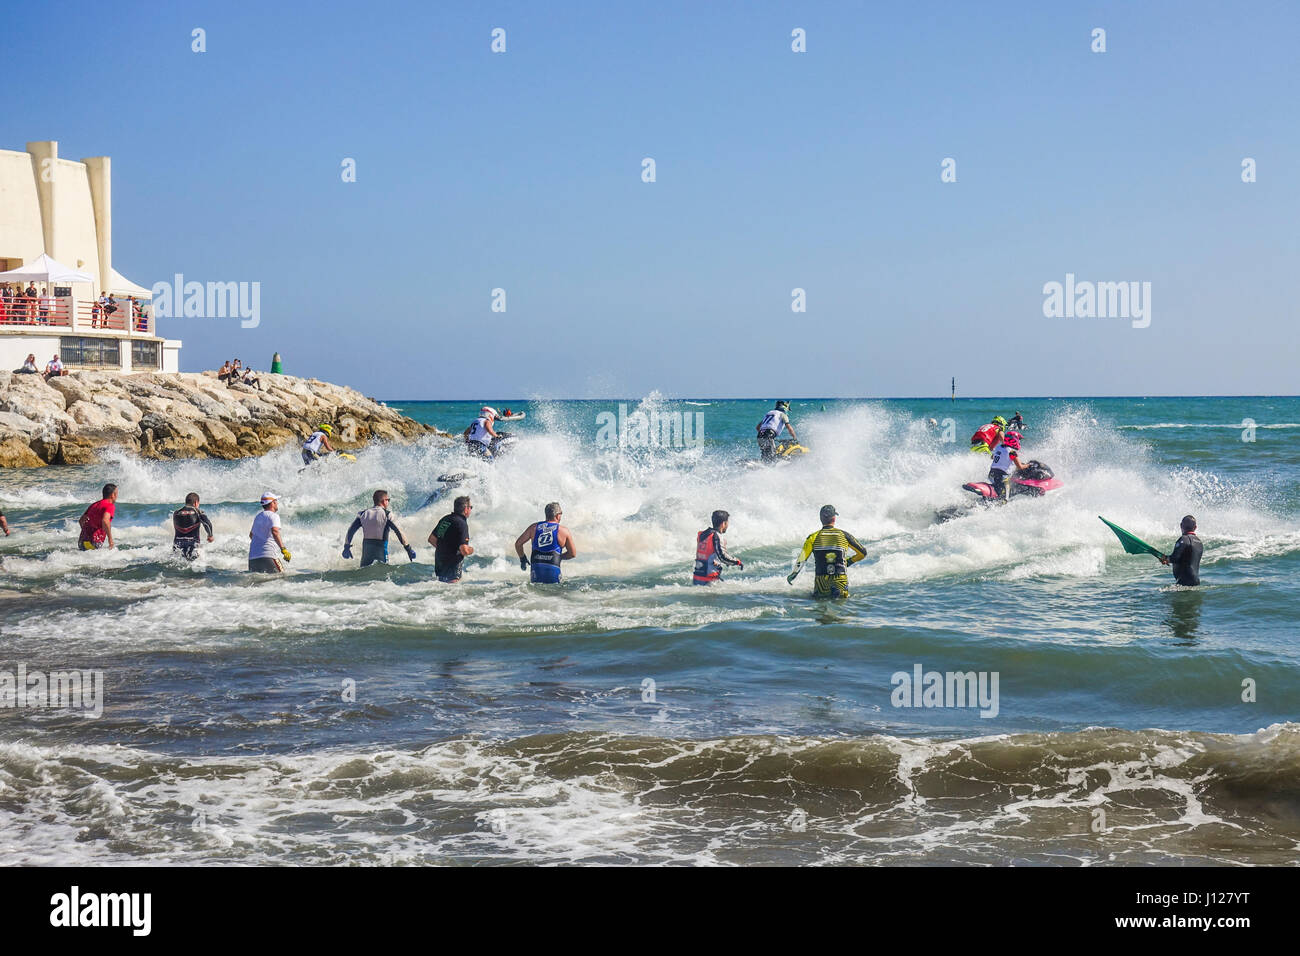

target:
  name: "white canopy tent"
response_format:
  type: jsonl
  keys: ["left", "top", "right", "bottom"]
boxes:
{"left": 0, "top": 253, "right": 95, "bottom": 286}
{"left": 108, "top": 268, "right": 153, "bottom": 298}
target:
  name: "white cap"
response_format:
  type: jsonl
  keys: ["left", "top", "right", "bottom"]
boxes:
{"left": 260, "top": 492, "right": 279, "bottom": 505}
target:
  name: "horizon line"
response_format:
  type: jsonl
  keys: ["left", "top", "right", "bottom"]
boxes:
{"left": 378, "top": 394, "right": 1300, "bottom": 403}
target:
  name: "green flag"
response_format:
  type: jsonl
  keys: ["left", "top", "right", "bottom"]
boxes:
{"left": 1098, "top": 516, "right": 1164, "bottom": 559}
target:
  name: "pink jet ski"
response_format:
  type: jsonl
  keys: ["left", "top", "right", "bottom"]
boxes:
{"left": 962, "top": 460, "right": 1063, "bottom": 501}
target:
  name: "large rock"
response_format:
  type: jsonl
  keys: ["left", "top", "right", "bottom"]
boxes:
{"left": 0, "top": 370, "right": 449, "bottom": 467}
{"left": 44, "top": 375, "right": 89, "bottom": 408}
{"left": 0, "top": 436, "right": 45, "bottom": 467}
{"left": 54, "top": 435, "right": 101, "bottom": 465}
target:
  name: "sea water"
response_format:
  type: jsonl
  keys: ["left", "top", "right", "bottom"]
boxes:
{"left": 0, "top": 396, "right": 1296, "bottom": 864}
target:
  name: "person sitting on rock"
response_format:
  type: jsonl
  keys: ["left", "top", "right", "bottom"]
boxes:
{"left": 240, "top": 367, "right": 262, "bottom": 390}
{"left": 43, "top": 354, "right": 65, "bottom": 380}
{"left": 217, "top": 360, "right": 235, "bottom": 385}
{"left": 17, "top": 354, "right": 38, "bottom": 374}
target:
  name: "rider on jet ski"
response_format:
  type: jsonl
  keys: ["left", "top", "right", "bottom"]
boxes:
{"left": 757, "top": 401, "right": 798, "bottom": 462}
{"left": 465, "top": 406, "right": 501, "bottom": 459}
{"left": 970, "top": 416, "right": 1007, "bottom": 455}
{"left": 988, "top": 431, "right": 1028, "bottom": 500}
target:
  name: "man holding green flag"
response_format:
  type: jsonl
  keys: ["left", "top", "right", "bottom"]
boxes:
{"left": 1099, "top": 514, "right": 1203, "bottom": 587}
{"left": 1161, "top": 515, "right": 1203, "bottom": 587}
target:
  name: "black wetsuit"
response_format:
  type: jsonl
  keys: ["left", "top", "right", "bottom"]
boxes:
{"left": 432, "top": 512, "right": 469, "bottom": 581}
{"left": 172, "top": 505, "right": 213, "bottom": 560}
{"left": 1169, "top": 533, "right": 1203, "bottom": 587}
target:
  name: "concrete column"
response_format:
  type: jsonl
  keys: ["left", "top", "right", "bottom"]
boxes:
{"left": 26, "top": 141, "right": 58, "bottom": 258}
{"left": 83, "top": 156, "right": 111, "bottom": 297}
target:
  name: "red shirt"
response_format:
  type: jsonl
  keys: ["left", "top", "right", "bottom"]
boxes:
{"left": 79, "top": 498, "right": 115, "bottom": 544}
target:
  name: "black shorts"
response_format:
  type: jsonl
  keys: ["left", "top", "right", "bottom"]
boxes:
{"left": 248, "top": 557, "right": 282, "bottom": 573}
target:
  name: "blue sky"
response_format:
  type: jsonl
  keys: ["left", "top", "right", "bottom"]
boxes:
{"left": 6, "top": 0, "right": 1297, "bottom": 398}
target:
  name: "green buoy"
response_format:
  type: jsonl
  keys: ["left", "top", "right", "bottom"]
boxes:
{"left": 270, "top": 352, "right": 283, "bottom": 374}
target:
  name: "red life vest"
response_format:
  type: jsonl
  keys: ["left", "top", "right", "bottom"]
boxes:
{"left": 693, "top": 529, "right": 721, "bottom": 583}
{"left": 971, "top": 423, "right": 1002, "bottom": 447}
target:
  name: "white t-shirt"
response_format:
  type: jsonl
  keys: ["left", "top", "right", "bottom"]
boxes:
{"left": 759, "top": 409, "right": 789, "bottom": 435}
{"left": 249, "top": 509, "right": 282, "bottom": 559}
{"left": 466, "top": 417, "right": 492, "bottom": 446}
{"left": 302, "top": 430, "right": 325, "bottom": 453}
{"left": 990, "top": 444, "right": 1015, "bottom": 473}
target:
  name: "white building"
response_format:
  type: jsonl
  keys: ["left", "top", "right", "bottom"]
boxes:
{"left": 0, "top": 140, "right": 181, "bottom": 373}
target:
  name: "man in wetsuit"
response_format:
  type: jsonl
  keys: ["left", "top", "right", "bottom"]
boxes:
{"left": 78, "top": 484, "right": 118, "bottom": 550}
{"left": 514, "top": 501, "right": 577, "bottom": 583}
{"left": 693, "top": 509, "right": 743, "bottom": 584}
{"left": 1160, "top": 515, "right": 1203, "bottom": 586}
{"left": 343, "top": 489, "right": 417, "bottom": 566}
{"left": 172, "top": 492, "right": 214, "bottom": 560}
{"left": 790, "top": 504, "right": 867, "bottom": 599}
{"left": 756, "top": 401, "right": 797, "bottom": 462}
{"left": 428, "top": 495, "right": 473, "bottom": 582}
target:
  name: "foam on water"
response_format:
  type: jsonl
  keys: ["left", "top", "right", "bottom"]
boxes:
{"left": 3, "top": 723, "right": 1297, "bottom": 866}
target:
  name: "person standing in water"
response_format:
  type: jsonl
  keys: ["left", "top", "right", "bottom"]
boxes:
{"left": 514, "top": 502, "right": 577, "bottom": 583}
{"left": 343, "top": 489, "right": 417, "bottom": 566}
{"left": 693, "top": 509, "right": 743, "bottom": 584}
{"left": 429, "top": 495, "right": 473, "bottom": 582}
{"left": 248, "top": 493, "right": 291, "bottom": 573}
{"left": 790, "top": 505, "right": 867, "bottom": 599}
{"left": 172, "top": 492, "right": 214, "bottom": 560}
{"left": 78, "top": 484, "right": 118, "bottom": 550}
{"left": 1160, "top": 515, "right": 1203, "bottom": 586}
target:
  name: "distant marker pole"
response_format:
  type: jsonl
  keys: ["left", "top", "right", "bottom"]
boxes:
{"left": 951, "top": 377, "right": 956, "bottom": 402}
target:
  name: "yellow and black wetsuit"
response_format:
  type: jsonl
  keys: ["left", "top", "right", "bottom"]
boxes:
{"left": 796, "top": 525, "right": 867, "bottom": 599}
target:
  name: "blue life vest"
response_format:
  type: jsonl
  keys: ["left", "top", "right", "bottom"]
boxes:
{"left": 530, "top": 521, "right": 563, "bottom": 583}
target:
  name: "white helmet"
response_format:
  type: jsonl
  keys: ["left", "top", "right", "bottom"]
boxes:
{"left": 480, "top": 406, "right": 499, "bottom": 420}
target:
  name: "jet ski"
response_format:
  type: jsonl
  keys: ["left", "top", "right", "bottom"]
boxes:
{"left": 421, "top": 472, "right": 472, "bottom": 509}
{"left": 740, "top": 438, "right": 810, "bottom": 468}
{"left": 934, "top": 461, "right": 1062, "bottom": 522}
{"left": 465, "top": 431, "right": 517, "bottom": 461}
{"left": 962, "top": 460, "right": 1062, "bottom": 501}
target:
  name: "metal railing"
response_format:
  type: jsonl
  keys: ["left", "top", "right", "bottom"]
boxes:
{"left": 0, "top": 295, "right": 73, "bottom": 327}
{"left": 0, "top": 296, "right": 153, "bottom": 334}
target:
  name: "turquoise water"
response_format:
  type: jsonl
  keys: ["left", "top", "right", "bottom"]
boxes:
{"left": 1, "top": 396, "right": 1297, "bottom": 864}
